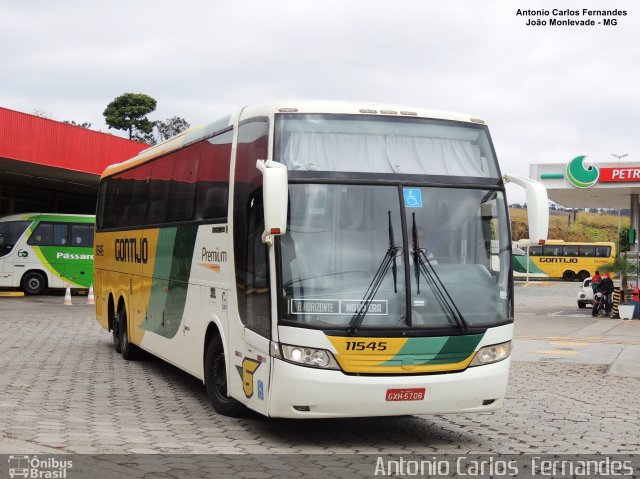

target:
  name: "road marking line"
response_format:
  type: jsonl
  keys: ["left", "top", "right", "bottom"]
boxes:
{"left": 536, "top": 349, "right": 581, "bottom": 355}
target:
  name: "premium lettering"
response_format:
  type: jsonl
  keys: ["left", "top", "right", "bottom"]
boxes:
{"left": 115, "top": 238, "right": 148, "bottom": 263}
{"left": 201, "top": 247, "right": 227, "bottom": 263}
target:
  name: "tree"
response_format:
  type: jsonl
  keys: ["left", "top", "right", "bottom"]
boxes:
{"left": 155, "top": 116, "right": 190, "bottom": 143}
{"left": 103, "top": 93, "right": 157, "bottom": 141}
{"left": 63, "top": 120, "right": 92, "bottom": 129}
{"left": 31, "top": 108, "right": 53, "bottom": 119}
{"left": 602, "top": 254, "right": 637, "bottom": 292}
{"left": 619, "top": 226, "right": 631, "bottom": 253}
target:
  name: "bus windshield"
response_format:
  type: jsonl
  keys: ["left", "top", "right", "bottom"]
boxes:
{"left": 0, "top": 220, "right": 30, "bottom": 257}
{"left": 275, "top": 114, "right": 499, "bottom": 178}
{"left": 279, "top": 184, "right": 511, "bottom": 330}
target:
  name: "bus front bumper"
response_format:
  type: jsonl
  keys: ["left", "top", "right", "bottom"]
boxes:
{"left": 267, "top": 357, "right": 510, "bottom": 418}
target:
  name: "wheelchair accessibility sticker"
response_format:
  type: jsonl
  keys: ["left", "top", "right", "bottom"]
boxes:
{"left": 403, "top": 188, "right": 423, "bottom": 208}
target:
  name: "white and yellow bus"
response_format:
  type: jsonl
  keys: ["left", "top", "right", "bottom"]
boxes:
{"left": 0, "top": 213, "right": 94, "bottom": 294}
{"left": 513, "top": 240, "right": 615, "bottom": 281}
{"left": 94, "top": 101, "right": 547, "bottom": 418}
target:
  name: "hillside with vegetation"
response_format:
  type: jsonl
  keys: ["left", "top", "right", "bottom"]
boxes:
{"left": 510, "top": 208, "right": 630, "bottom": 245}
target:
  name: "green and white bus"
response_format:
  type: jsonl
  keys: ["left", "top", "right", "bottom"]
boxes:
{"left": 0, "top": 213, "right": 95, "bottom": 295}
{"left": 94, "top": 101, "right": 548, "bottom": 418}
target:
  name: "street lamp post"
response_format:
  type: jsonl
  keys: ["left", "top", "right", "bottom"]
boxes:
{"left": 611, "top": 153, "right": 629, "bottom": 244}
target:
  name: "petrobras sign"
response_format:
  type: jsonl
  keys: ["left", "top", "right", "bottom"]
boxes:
{"left": 599, "top": 167, "right": 640, "bottom": 183}
{"left": 563, "top": 156, "right": 639, "bottom": 188}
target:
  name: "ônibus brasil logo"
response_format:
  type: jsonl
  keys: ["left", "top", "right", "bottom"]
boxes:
{"left": 566, "top": 155, "right": 599, "bottom": 188}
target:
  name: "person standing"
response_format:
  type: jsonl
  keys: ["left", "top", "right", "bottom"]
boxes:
{"left": 596, "top": 273, "right": 614, "bottom": 315}
{"left": 591, "top": 270, "right": 601, "bottom": 292}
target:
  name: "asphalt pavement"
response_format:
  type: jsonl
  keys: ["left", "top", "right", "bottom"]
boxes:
{"left": 512, "top": 280, "right": 640, "bottom": 378}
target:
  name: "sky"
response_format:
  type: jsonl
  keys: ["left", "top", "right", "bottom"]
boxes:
{"left": 1, "top": 0, "right": 638, "bottom": 204}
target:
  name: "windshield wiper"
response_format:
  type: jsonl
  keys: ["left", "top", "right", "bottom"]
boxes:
{"left": 349, "top": 211, "right": 400, "bottom": 334}
{"left": 411, "top": 213, "right": 469, "bottom": 332}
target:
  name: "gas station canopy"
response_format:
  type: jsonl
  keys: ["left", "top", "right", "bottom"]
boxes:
{"left": 531, "top": 157, "right": 639, "bottom": 209}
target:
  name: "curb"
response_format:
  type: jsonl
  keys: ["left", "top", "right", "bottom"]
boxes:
{"left": 0, "top": 291, "right": 24, "bottom": 297}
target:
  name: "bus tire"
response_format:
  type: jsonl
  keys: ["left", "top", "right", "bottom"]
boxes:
{"left": 112, "top": 317, "right": 122, "bottom": 354}
{"left": 562, "top": 270, "right": 576, "bottom": 282}
{"left": 110, "top": 298, "right": 121, "bottom": 353}
{"left": 577, "top": 270, "right": 590, "bottom": 282}
{"left": 204, "top": 336, "right": 244, "bottom": 417}
{"left": 118, "top": 304, "right": 138, "bottom": 361}
{"left": 21, "top": 271, "right": 47, "bottom": 295}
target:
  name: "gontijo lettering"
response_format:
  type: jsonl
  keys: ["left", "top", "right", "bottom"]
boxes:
{"left": 115, "top": 238, "right": 148, "bottom": 263}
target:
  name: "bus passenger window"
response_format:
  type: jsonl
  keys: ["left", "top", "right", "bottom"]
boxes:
{"left": 195, "top": 130, "right": 232, "bottom": 221}
{"left": 563, "top": 246, "right": 578, "bottom": 256}
{"left": 28, "top": 223, "right": 53, "bottom": 246}
{"left": 71, "top": 224, "right": 94, "bottom": 247}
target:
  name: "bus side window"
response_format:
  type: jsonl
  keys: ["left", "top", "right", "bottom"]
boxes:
{"left": 28, "top": 223, "right": 53, "bottom": 246}
{"left": 563, "top": 246, "right": 578, "bottom": 256}
{"left": 53, "top": 224, "right": 68, "bottom": 246}
{"left": 195, "top": 129, "right": 232, "bottom": 221}
{"left": 147, "top": 157, "right": 171, "bottom": 225}
{"left": 167, "top": 143, "right": 200, "bottom": 223}
{"left": 580, "top": 246, "right": 595, "bottom": 257}
{"left": 70, "top": 224, "right": 94, "bottom": 247}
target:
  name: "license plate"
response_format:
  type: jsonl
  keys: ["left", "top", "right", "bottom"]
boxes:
{"left": 385, "top": 387, "right": 426, "bottom": 401}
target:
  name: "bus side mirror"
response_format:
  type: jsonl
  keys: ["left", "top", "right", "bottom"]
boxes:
{"left": 503, "top": 173, "right": 549, "bottom": 245}
{"left": 256, "top": 159, "right": 288, "bottom": 245}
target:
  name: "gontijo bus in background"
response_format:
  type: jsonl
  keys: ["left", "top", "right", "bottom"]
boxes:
{"left": 513, "top": 240, "right": 615, "bottom": 282}
{"left": 94, "top": 101, "right": 548, "bottom": 418}
{"left": 0, "top": 213, "right": 94, "bottom": 295}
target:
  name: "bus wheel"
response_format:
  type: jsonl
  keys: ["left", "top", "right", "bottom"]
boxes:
{"left": 112, "top": 311, "right": 122, "bottom": 354}
{"left": 577, "top": 270, "right": 591, "bottom": 282}
{"left": 118, "top": 305, "right": 137, "bottom": 361}
{"left": 204, "top": 336, "right": 244, "bottom": 417}
{"left": 21, "top": 271, "right": 46, "bottom": 295}
{"left": 562, "top": 270, "right": 576, "bottom": 282}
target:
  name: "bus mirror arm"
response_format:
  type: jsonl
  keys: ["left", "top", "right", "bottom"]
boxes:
{"left": 256, "top": 160, "right": 289, "bottom": 245}
{"left": 503, "top": 173, "right": 549, "bottom": 245}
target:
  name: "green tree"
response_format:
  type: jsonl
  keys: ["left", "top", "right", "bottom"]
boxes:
{"left": 602, "top": 255, "right": 637, "bottom": 292}
{"left": 619, "top": 226, "right": 633, "bottom": 253}
{"left": 63, "top": 120, "right": 92, "bottom": 129}
{"left": 31, "top": 108, "right": 53, "bottom": 119}
{"left": 103, "top": 93, "right": 157, "bottom": 141}
{"left": 155, "top": 116, "right": 190, "bottom": 143}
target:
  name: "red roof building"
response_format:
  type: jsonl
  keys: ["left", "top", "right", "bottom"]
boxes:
{"left": 0, "top": 107, "right": 148, "bottom": 215}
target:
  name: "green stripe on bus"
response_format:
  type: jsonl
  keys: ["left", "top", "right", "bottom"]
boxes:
{"left": 379, "top": 334, "right": 483, "bottom": 367}
{"left": 513, "top": 256, "right": 545, "bottom": 274}
{"left": 141, "top": 225, "right": 199, "bottom": 339}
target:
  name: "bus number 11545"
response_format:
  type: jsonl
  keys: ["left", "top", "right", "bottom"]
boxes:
{"left": 344, "top": 341, "right": 388, "bottom": 351}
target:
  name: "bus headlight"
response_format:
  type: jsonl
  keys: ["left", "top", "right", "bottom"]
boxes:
{"left": 279, "top": 343, "right": 340, "bottom": 370}
{"left": 469, "top": 341, "right": 512, "bottom": 367}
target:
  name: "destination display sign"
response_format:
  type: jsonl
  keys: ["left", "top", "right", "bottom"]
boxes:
{"left": 290, "top": 299, "right": 388, "bottom": 315}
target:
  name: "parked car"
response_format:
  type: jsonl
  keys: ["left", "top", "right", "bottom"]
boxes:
{"left": 577, "top": 277, "right": 594, "bottom": 308}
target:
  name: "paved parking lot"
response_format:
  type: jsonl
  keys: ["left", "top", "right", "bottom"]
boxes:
{"left": 0, "top": 283, "right": 639, "bottom": 475}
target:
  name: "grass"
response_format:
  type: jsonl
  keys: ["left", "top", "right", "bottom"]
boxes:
{"left": 509, "top": 209, "right": 628, "bottom": 243}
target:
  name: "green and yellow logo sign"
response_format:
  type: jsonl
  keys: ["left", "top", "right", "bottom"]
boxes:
{"left": 236, "top": 358, "right": 261, "bottom": 398}
{"left": 566, "top": 155, "right": 599, "bottom": 188}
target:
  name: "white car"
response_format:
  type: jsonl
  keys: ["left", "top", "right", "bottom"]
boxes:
{"left": 577, "top": 278, "right": 594, "bottom": 308}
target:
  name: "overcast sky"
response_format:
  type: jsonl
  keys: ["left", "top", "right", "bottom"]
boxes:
{"left": 1, "top": 0, "right": 637, "bottom": 203}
